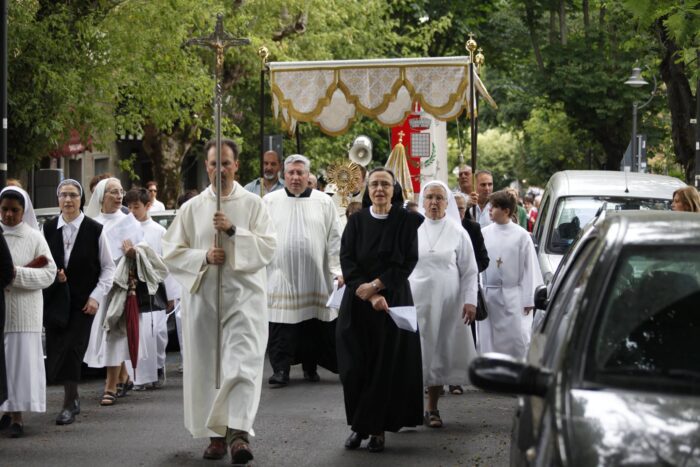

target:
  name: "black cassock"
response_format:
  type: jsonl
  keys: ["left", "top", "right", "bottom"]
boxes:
{"left": 0, "top": 232, "right": 14, "bottom": 405}
{"left": 336, "top": 205, "right": 424, "bottom": 435}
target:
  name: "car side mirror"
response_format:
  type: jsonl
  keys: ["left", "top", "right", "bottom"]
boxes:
{"left": 534, "top": 285, "right": 548, "bottom": 310}
{"left": 469, "top": 353, "right": 552, "bottom": 397}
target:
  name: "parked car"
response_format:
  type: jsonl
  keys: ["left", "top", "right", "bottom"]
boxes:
{"left": 531, "top": 170, "right": 685, "bottom": 284}
{"left": 34, "top": 207, "right": 60, "bottom": 230}
{"left": 150, "top": 209, "right": 177, "bottom": 230}
{"left": 470, "top": 211, "right": 700, "bottom": 467}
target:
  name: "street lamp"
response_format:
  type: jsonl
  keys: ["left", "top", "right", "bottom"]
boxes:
{"left": 624, "top": 66, "right": 657, "bottom": 172}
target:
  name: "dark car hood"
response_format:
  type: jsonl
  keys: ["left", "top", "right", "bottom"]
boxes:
{"left": 565, "top": 389, "right": 700, "bottom": 466}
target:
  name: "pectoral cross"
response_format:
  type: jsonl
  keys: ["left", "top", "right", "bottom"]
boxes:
{"left": 496, "top": 257, "right": 503, "bottom": 268}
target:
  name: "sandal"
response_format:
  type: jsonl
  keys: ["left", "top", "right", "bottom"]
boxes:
{"left": 449, "top": 385, "right": 464, "bottom": 395}
{"left": 116, "top": 380, "right": 134, "bottom": 398}
{"left": 424, "top": 410, "right": 443, "bottom": 428}
{"left": 100, "top": 391, "right": 118, "bottom": 406}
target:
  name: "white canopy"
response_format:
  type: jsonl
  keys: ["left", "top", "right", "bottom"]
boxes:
{"left": 269, "top": 56, "right": 497, "bottom": 136}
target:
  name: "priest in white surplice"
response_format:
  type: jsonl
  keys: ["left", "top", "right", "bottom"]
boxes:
{"left": 264, "top": 154, "right": 342, "bottom": 387}
{"left": 162, "top": 138, "right": 276, "bottom": 465}
{"left": 409, "top": 181, "right": 478, "bottom": 429}
{"left": 478, "top": 190, "right": 543, "bottom": 360}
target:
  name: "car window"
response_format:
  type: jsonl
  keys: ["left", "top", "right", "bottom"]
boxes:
{"left": 586, "top": 247, "right": 700, "bottom": 395}
{"left": 533, "top": 192, "right": 550, "bottom": 245}
{"left": 546, "top": 196, "right": 670, "bottom": 255}
{"left": 540, "top": 239, "right": 600, "bottom": 368}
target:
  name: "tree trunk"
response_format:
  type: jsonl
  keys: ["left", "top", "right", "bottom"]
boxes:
{"left": 583, "top": 0, "right": 590, "bottom": 33}
{"left": 142, "top": 123, "right": 198, "bottom": 209}
{"left": 524, "top": 1, "right": 545, "bottom": 73}
{"left": 656, "top": 19, "right": 695, "bottom": 181}
{"left": 559, "top": 0, "right": 567, "bottom": 45}
{"left": 548, "top": 6, "right": 557, "bottom": 45}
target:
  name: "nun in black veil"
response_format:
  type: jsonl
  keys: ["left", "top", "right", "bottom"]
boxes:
{"left": 336, "top": 168, "right": 424, "bottom": 453}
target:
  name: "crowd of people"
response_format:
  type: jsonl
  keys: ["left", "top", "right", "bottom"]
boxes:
{"left": 3, "top": 144, "right": 698, "bottom": 463}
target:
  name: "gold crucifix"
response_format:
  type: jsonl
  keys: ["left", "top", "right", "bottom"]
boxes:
{"left": 496, "top": 257, "right": 503, "bottom": 268}
{"left": 186, "top": 13, "right": 250, "bottom": 83}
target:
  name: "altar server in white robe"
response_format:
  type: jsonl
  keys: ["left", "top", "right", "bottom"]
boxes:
{"left": 264, "top": 154, "right": 342, "bottom": 387}
{"left": 123, "top": 188, "right": 177, "bottom": 389}
{"left": 83, "top": 178, "right": 137, "bottom": 406}
{"left": 0, "top": 187, "right": 56, "bottom": 438}
{"left": 478, "top": 190, "right": 543, "bottom": 360}
{"left": 408, "top": 181, "right": 478, "bottom": 429}
{"left": 162, "top": 138, "right": 276, "bottom": 465}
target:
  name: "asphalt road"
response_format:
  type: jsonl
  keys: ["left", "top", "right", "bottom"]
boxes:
{"left": 0, "top": 354, "right": 514, "bottom": 466}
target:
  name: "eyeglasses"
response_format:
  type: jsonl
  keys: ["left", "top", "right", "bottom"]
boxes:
{"left": 106, "top": 189, "right": 125, "bottom": 196}
{"left": 368, "top": 181, "right": 393, "bottom": 189}
{"left": 58, "top": 192, "right": 80, "bottom": 199}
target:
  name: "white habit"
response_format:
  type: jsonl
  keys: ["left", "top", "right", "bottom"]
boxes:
{"left": 84, "top": 210, "right": 134, "bottom": 368}
{"left": 409, "top": 216, "right": 479, "bottom": 386}
{"left": 264, "top": 189, "right": 341, "bottom": 323}
{"left": 478, "top": 221, "right": 543, "bottom": 359}
{"left": 163, "top": 183, "right": 276, "bottom": 438}
{"left": 1, "top": 222, "right": 56, "bottom": 413}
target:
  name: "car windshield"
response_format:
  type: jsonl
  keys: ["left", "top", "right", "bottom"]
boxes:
{"left": 586, "top": 247, "right": 700, "bottom": 395}
{"left": 547, "top": 196, "right": 670, "bottom": 254}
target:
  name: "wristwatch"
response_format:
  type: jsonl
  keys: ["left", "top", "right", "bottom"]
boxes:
{"left": 226, "top": 225, "right": 236, "bottom": 237}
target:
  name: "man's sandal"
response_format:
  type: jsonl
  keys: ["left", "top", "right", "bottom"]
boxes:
{"left": 100, "top": 391, "right": 117, "bottom": 406}
{"left": 449, "top": 385, "right": 464, "bottom": 395}
{"left": 424, "top": 410, "right": 443, "bottom": 428}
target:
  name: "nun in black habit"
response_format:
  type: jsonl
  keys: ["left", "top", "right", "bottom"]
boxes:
{"left": 43, "top": 179, "right": 115, "bottom": 425}
{"left": 336, "top": 168, "right": 424, "bottom": 453}
{"left": 0, "top": 231, "right": 13, "bottom": 407}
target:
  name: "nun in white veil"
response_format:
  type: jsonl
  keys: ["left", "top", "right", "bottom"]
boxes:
{"left": 408, "top": 180, "right": 479, "bottom": 429}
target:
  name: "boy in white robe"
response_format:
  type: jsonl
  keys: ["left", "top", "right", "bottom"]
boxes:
{"left": 123, "top": 188, "right": 176, "bottom": 389}
{"left": 478, "top": 189, "right": 543, "bottom": 359}
{"left": 264, "top": 155, "right": 342, "bottom": 386}
{"left": 163, "top": 138, "right": 276, "bottom": 464}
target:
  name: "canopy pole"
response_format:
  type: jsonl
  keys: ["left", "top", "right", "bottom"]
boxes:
{"left": 258, "top": 47, "right": 269, "bottom": 180}
{"left": 295, "top": 124, "right": 302, "bottom": 154}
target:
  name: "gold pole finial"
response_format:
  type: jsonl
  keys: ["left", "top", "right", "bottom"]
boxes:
{"left": 475, "top": 47, "right": 485, "bottom": 70}
{"left": 398, "top": 130, "right": 405, "bottom": 145}
{"left": 466, "top": 33, "right": 478, "bottom": 60}
{"left": 258, "top": 46, "right": 269, "bottom": 70}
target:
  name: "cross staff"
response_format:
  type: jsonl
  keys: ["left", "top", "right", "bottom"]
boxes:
{"left": 186, "top": 13, "right": 250, "bottom": 389}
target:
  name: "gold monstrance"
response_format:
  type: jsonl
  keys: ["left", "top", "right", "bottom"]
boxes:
{"left": 327, "top": 162, "right": 363, "bottom": 207}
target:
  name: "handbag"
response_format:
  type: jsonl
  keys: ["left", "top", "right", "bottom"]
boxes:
{"left": 475, "top": 283, "right": 488, "bottom": 321}
{"left": 43, "top": 280, "right": 71, "bottom": 329}
{"left": 135, "top": 280, "right": 168, "bottom": 313}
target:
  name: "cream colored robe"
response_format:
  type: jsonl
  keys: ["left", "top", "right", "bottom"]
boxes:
{"left": 162, "top": 183, "right": 276, "bottom": 438}
{"left": 264, "top": 189, "right": 341, "bottom": 324}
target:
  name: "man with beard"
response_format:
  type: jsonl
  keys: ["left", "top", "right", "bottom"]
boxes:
{"left": 244, "top": 150, "right": 284, "bottom": 197}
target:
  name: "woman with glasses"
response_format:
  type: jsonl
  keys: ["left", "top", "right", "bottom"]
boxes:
{"left": 83, "top": 178, "right": 134, "bottom": 406}
{"left": 409, "top": 181, "right": 478, "bottom": 428}
{"left": 43, "top": 179, "right": 114, "bottom": 424}
{"left": 145, "top": 181, "right": 165, "bottom": 212}
{"left": 336, "top": 168, "right": 424, "bottom": 453}
{"left": 0, "top": 187, "right": 56, "bottom": 437}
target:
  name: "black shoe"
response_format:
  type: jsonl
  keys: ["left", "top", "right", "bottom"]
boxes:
{"left": 344, "top": 431, "right": 367, "bottom": 450}
{"left": 0, "top": 414, "right": 10, "bottom": 431}
{"left": 55, "top": 409, "right": 75, "bottom": 426}
{"left": 303, "top": 370, "right": 320, "bottom": 382}
{"left": 367, "top": 434, "right": 385, "bottom": 453}
{"left": 268, "top": 370, "right": 289, "bottom": 386}
{"left": 72, "top": 399, "right": 81, "bottom": 415}
{"left": 9, "top": 423, "right": 24, "bottom": 438}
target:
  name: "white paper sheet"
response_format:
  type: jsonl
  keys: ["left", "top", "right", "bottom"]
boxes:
{"left": 106, "top": 213, "right": 144, "bottom": 261}
{"left": 326, "top": 281, "right": 346, "bottom": 310}
{"left": 388, "top": 306, "right": 418, "bottom": 332}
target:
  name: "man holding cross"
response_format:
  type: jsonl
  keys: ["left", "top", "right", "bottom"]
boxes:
{"left": 163, "top": 138, "right": 276, "bottom": 463}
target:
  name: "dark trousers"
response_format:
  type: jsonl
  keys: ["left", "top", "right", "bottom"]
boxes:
{"left": 268, "top": 319, "right": 338, "bottom": 374}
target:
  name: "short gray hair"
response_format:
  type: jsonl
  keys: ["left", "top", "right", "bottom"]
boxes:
{"left": 284, "top": 154, "right": 311, "bottom": 173}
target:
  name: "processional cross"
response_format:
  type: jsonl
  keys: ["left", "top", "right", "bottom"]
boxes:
{"left": 186, "top": 13, "right": 250, "bottom": 389}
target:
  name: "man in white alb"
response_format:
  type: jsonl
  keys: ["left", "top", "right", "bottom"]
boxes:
{"left": 264, "top": 154, "right": 342, "bottom": 386}
{"left": 162, "top": 138, "right": 276, "bottom": 464}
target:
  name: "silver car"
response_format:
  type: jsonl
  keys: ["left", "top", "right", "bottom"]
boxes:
{"left": 471, "top": 211, "right": 700, "bottom": 466}
{"left": 532, "top": 170, "right": 686, "bottom": 284}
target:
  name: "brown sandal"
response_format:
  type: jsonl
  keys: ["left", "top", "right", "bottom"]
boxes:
{"left": 100, "top": 391, "right": 117, "bottom": 406}
{"left": 424, "top": 410, "right": 443, "bottom": 428}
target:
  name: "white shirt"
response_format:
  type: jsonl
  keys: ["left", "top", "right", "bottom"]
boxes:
{"left": 149, "top": 199, "right": 166, "bottom": 212}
